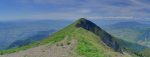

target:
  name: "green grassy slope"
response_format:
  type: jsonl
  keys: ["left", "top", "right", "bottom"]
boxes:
{"left": 0, "top": 18, "right": 142, "bottom": 57}
{"left": 140, "top": 48, "right": 150, "bottom": 57}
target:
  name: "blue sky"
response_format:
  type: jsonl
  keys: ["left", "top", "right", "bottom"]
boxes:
{"left": 0, "top": 0, "right": 150, "bottom": 21}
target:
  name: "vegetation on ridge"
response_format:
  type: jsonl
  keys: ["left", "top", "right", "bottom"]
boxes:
{"left": 0, "top": 18, "right": 146, "bottom": 57}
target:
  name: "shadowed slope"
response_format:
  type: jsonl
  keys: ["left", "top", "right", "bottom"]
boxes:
{"left": 76, "top": 18, "right": 122, "bottom": 52}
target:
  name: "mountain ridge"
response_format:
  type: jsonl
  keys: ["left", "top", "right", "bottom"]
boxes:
{"left": 75, "top": 18, "right": 122, "bottom": 52}
{"left": 0, "top": 18, "right": 147, "bottom": 57}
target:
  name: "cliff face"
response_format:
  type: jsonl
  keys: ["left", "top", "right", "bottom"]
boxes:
{"left": 76, "top": 18, "right": 122, "bottom": 52}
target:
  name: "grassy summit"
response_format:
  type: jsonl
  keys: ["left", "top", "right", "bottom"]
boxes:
{"left": 0, "top": 18, "right": 145, "bottom": 57}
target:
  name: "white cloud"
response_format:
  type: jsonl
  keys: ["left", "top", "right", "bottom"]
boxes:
{"left": 77, "top": 9, "right": 92, "bottom": 14}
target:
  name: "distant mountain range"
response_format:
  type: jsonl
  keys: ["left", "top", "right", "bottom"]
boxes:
{"left": 0, "top": 20, "right": 72, "bottom": 50}
{"left": 109, "top": 21, "right": 149, "bottom": 30}
{"left": 103, "top": 21, "right": 150, "bottom": 47}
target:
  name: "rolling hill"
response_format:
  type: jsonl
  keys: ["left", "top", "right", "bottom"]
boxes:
{"left": 0, "top": 18, "right": 147, "bottom": 57}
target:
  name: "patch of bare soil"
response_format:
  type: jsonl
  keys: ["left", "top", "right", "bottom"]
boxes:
{"left": 0, "top": 37, "right": 78, "bottom": 57}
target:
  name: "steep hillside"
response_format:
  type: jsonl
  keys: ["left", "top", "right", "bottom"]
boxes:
{"left": 0, "top": 18, "right": 144, "bottom": 57}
